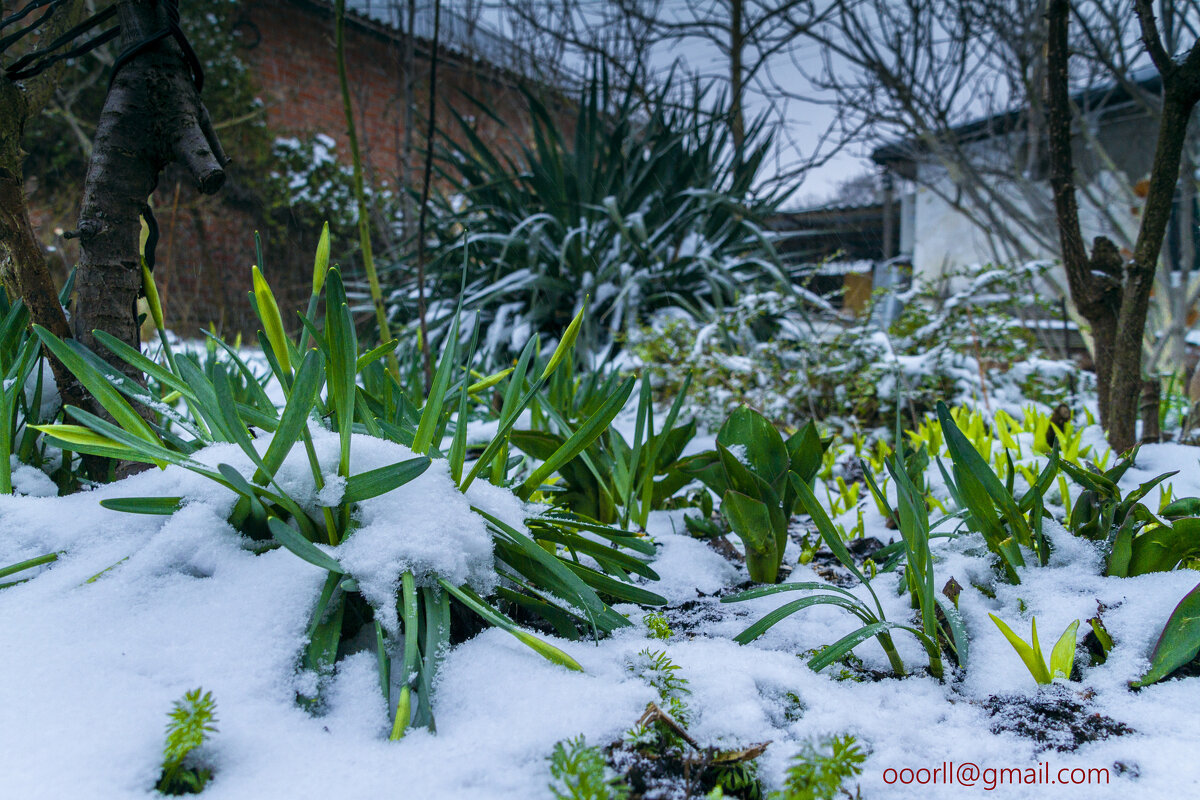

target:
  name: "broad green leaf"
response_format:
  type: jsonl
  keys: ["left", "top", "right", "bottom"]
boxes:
{"left": 1133, "top": 582, "right": 1200, "bottom": 687}
{"left": 1161, "top": 498, "right": 1200, "bottom": 520}
{"left": 722, "top": 490, "right": 775, "bottom": 557}
{"left": 1129, "top": 518, "right": 1200, "bottom": 576}
{"left": 786, "top": 421, "right": 824, "bottom": 485}
{"left": 718, "top": 406, "right": 789, "bottom": 489}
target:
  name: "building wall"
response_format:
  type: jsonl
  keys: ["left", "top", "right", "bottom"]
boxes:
{"left": 906, "top": 116, "right": 1146, "bottom": 282}
{"left": 29, "top": 0, "right": 555, "bottom": 338}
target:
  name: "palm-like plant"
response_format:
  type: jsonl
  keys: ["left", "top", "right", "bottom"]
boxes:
{"left": 387, "top": 70, "right": 789, "bottom": 369}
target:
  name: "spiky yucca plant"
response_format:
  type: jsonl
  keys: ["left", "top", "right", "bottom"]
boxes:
{"left": 387, "top": 70, "right": 789, "bottom": 369}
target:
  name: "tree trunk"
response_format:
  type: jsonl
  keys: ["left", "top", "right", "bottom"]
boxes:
{"left": 0, "top": 105, "right": 84, "bottom": 411}
{"left": 1047, "top": 0, "right": 1200, "bottom": 453}
{"left": 1140, "top": 378, "right": 1161, "bottom": 443}
{"left": 0, "top": 2, "right": 87, "bottom": 412}
{"left": 72, "top": 0, "right": 227, "bottom": 381}
{"left": 1108, "top": 97, "right": 1199, "bottom": 450}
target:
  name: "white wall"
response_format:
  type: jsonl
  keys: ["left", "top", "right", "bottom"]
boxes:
{"left": 909, "top": 153, "right": 1138, "bottom": 281}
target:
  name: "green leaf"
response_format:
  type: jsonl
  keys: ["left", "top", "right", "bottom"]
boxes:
{"left": 267, "top": 517, "right": 344, "bottom": 573}
{"left": 517, "top": 377, "right": 636, "bottom": 500}
{"left": 0, "top": 551, "right": 60, "bottom": 581}
{"left": 989, "top": 614, "right": 1051, "bottom": 684}
{"left": 786, "top": 421, "right": 824, "bottom": 485}
{"left": 722, "top": 490, "right": 776, "bottom": 557}
{"left": 33, "top": 424, "right": 147, "bottom": 463}
{"left": 1133, "top": 582, "right": 1200, "bottom": 687}
{"left": 1049, "top": 619, "right": 1079, "bottom": 679}
{"left": 32, "top": 327, "right": 164, "bottom": 452}
{"left": 413, "top": 314, "right": 461, "bottom": 456}
{"left": 937, "top": 402, "right": 1032, "bottom": 549}
{"left": 559, "top": 559, "right": 667, "bottom": 606}
{"left": 935, "top": 593, "right": 970, "bottom": 668}
{"left": 91, "top": 330, "right": 199, "bottom": 407}
{"left": 323, "top": 269, "right": 358, "bottom": 475}
{"left": 790, "top": 473, "right": 866, "bottom": 584}
{"left": 312, "top": 222, "right": 331, "bottom": 294}
{"left": 257, "top": 349, "right": 324, "bottom": 482}
{"left": 718, "top": 406, "right": 789, "bottom": 489}
{"left": 734, "top": 593, "right": 872, "bottom": 644}
{"left": 437, "top": 579, "right": 583, "bottom": 671}
{"left": 302, "top": 573, "right": 345, "bottom": 681}
{"left": 1129, "top": 518, "right": 1200, "bottom": 576}
{"left": 1161, "top": 498, "right": 1200, "bottom": 520}
{"left": 540, "top": 302, "right": 586, "bottom": 381}
{"left": 252, "top": 265, "right": 291, "bottom": 375}
{"left": 342, "top": 457, "right": 432, "bottom": 504}
{"left": 100, "top": 497, "right": 183, "bottom": 515}
{"left": 1018, "top": 447, "right": 1060, "bottom": 513}
{"left": 478, "top": 507, "right": 627, "bottom": 633}
{"left": 808, "top": 622, "right": 900, "bottom": 672}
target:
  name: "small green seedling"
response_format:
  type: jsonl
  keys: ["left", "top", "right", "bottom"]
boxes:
{"left": 989, "top": 614, "right": 1079, "bottom": 685}
{"left": 157, "top": 688, "right": 217, "bottom": 795}
{"left": 774, "top": 733, "right": 866, "bottom": 800}
{"left": 549, "top": 736, "right": 630, "bottom": 800}
{"left": 643, "top": 611, "right": 673, "bottom": 640}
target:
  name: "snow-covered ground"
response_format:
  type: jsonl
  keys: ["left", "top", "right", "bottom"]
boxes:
{"left": 3, "top": 421, "right": 1200, "bottom": 798}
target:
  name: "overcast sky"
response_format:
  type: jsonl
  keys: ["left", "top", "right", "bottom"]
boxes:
{"left": 348, "top": 0, "right": 871, "bottom": 207}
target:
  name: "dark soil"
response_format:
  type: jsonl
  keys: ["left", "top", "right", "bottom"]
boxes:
{"left": 662, "top": 595, "right": 733, "bottom": 637}
{"left": 982, "top": 686, "right": 1134, "bottom": 752}
{"left": 607, "top": 742, "right": 764, "bottom": 799}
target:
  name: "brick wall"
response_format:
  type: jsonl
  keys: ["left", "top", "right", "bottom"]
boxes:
{"left": 29, "top": 0, "right": 554, "bottom": 338}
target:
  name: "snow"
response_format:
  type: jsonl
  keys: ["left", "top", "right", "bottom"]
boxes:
{"left": 5, "top": 411, "right": 1200, "bottom": 797}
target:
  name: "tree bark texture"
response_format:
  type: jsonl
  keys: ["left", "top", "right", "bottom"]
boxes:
{"left": 0, "top": 1, "right": 87, "bottom": 411}
{"left": 72, "top": 0, "right": 227, "bottom": 381}
{"left": 1046, "top": 0, "right": 1200, "bottom": 453}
